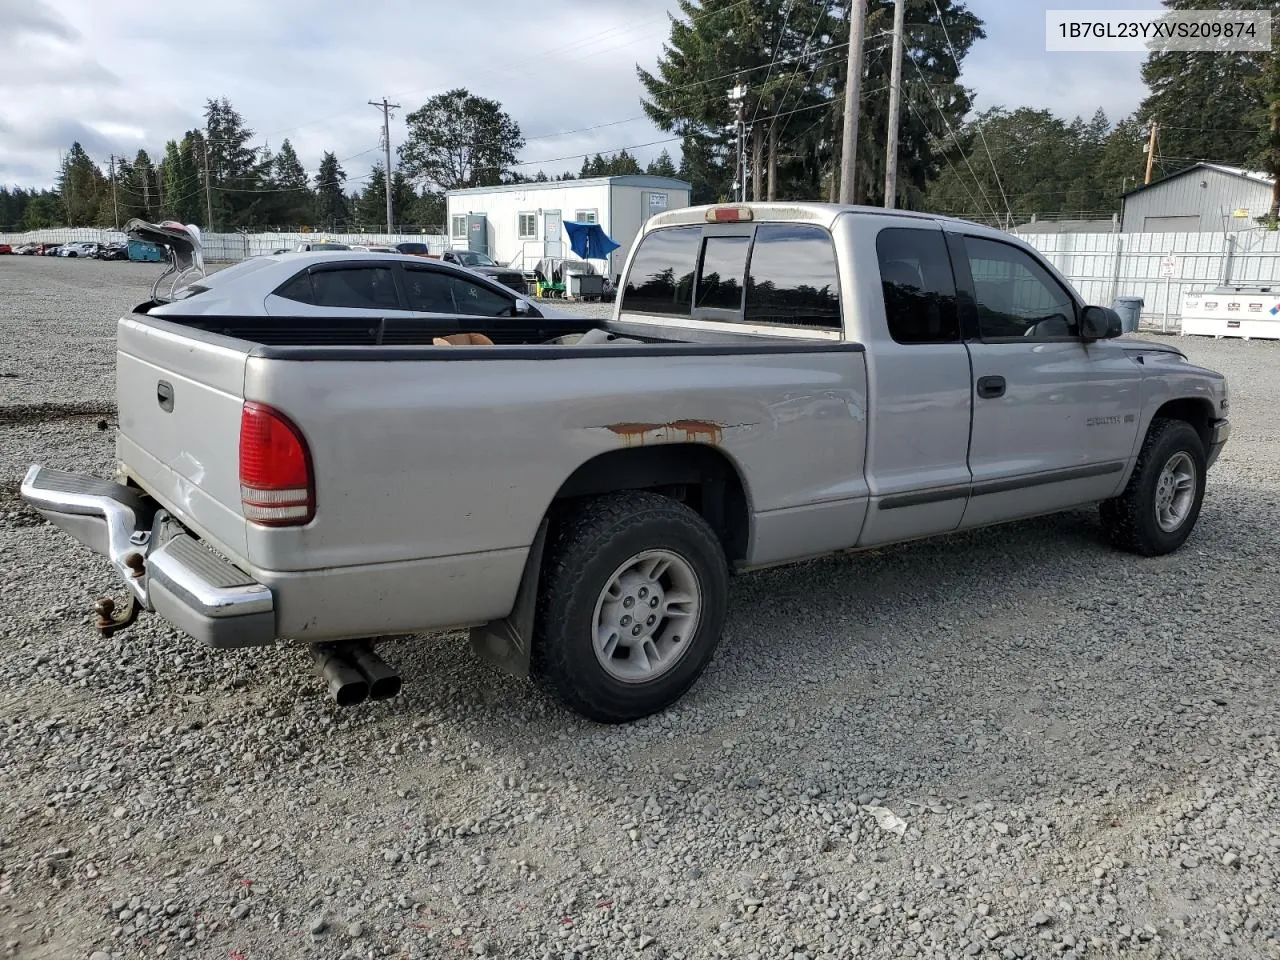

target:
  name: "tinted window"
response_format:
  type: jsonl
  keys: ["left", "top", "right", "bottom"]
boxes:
{"left": 397, "top": 242, "right": 430, "bottom": 255}
{"left": 621, "top": 226, "right": 699, "bottom": 316}
{"left": 695, "top": 236, "right": 749, "bottom": 311}
{"left": 875, "top": 228, "right": 960, "bottom": 343}
{"left": 275, "top": 270, "right": 314, "bottom": 305}
{"left": 448, "top": 276, "right": 513, "bottom": 316}
{"left": 745, "top": 224, "right": 841, "bottom": 329}
{"left": 310, "top": 266, "right": 399, "bottom": 310}
{"left": 402, "top": 267, "right": 457, "bottom": 313}
{"left": 965, "top": 237, "right": 1077, "bottom": 340}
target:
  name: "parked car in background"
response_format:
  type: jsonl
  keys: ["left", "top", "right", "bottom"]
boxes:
{"left": 138, "top": 250, "right": 566, "bottom": 320}
{"left": 13, "top": 243, "right": 40, "bottom": 255}
{"left": 97, "top": 242, "right": 129, "bottom": 261}
{"left": 38, "top": 243, "right": 63, "bottom": 256}
{"left": 440, "top": 248, "right": 528, "bottom": 293}
{"left": 294, "top": 240, "right": 350, "bottom": 252}
{"left": 393, "top": 241, "right": 433, "bottom": 258}
{"left": 62, "top": 241, "right": 102, "bottom": 258}
{"left": 0, "top": 244, "right": 12, "bottom": 255}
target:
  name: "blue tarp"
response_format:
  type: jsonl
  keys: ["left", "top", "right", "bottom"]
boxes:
{"left": 562, "top": 220, "right": 620, "bottom": 260}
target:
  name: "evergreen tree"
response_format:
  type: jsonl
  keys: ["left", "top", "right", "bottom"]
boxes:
{"left": 640, "top": 0, "right": 982, "bottom": 205}
{"left": 314, "top": 151, "right": 349, "bottom": 228}
{"left": 203, "top": 97, "right": 270, "bottom": 228}
{"left": 270, "top": 138, "right": 313, "bottom": 226}
{"left": 355, "top": 164, "right": 389, "bottom": 228}
{"left": 646, "top": 150, "right": 679, "bottom": 178}
{"left": 1138, "top": 0, "right": 1279, "bottom": 169}
{"left": 21, "top": 192, "right": 62, "bottom": 229}
{"left": 159, "top": 134, "right": 205, "bottom": 225}
{"left": 925, "top": 107, "right": 1146, "bottom": 224}
{"left": 391, "top": 170, "right": 419, "bottom": 227}
{"left": 57, "top": 142, "right": 105, "bottom": 226}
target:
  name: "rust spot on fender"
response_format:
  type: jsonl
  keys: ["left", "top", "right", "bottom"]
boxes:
{"left": 604, "top": 419, "right": 726, "bottom": 446}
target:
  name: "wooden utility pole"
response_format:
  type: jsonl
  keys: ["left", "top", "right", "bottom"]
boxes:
{"left": 839, "top": 0, "right": 867, "bottom": 204}
{"left": 369, "top": 98, "right": 401, "bottom": 232}
{"left": 1143, "top": 122, "right": 1158, "bottom": 185}
{"left": 751, "top": 124, "right": 764, "bottom": 200}
{"left": 767, "top": 125, "right": 777, "bottom": 201}
{"left": 108, "top": 154, "right": 120, "bottom": 229}
{"left": 202, "top": 142, "right": 214, "bottom": 230}
{"left": 882, "top": 0, "right": 906, "bottom": 208}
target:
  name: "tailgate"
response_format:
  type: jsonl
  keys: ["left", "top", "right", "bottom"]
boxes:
{"left": 116, "top": 316, "right": 251, "bottom": 563}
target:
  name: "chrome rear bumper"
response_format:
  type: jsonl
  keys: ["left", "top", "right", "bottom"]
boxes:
{"left": 20, "top": 464, "right": 275, "bottom": 648}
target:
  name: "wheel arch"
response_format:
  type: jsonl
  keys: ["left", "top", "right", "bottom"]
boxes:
{"left": 551, "top": 443, "right": 753, "bottom": 564}
{"left": 1151, "top": 396, "right": 1214, "bottom": 453}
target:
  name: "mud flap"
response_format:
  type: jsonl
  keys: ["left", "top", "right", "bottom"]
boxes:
{"left": 468, "top": 519, "right": 548, "bottom": 678}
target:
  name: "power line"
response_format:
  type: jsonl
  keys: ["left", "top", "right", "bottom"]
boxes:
{"left": 905, "top": 53, "right": 1000, "bottom": 223}
{"left": 931, "top": 0, "right": 1010, "bottom": 224}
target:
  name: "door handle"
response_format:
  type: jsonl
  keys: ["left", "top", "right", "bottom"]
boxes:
{"left": 156, "top": 380, "right": 174, "bottom": 412}
{"left": 976, "top": 375, "right": 1006, "bottom": 399}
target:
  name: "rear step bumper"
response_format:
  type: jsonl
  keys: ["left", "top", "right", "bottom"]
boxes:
{"left": 20, "top": 464, "right": 275, "bottom": 648}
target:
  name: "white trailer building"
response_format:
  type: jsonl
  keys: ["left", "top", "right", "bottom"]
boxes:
{"left": 444, "top": 175, "right": 692, "bottom": 282}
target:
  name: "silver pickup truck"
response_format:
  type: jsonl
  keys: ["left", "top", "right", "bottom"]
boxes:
{"left": 22, "top": 204, "right": 1230, "bottom": 722}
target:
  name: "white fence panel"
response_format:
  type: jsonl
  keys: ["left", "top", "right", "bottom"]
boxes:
{"left": 1018, "top": 229, "right": 1280, "bottom": 332}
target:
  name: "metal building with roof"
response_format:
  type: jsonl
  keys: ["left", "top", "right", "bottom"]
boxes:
{"left": 445, "top": 175, "right": 692, "bottom": 281}
{"left": 1120, "top": 162, "right": 1274, "bottom": 233}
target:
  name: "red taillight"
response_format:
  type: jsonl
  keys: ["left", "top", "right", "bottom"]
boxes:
{"left": 239, "top": 402, "right": 314, "bottom": 526}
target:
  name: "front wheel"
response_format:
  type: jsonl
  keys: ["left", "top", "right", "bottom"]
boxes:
{"left": 532, "top": 492, "right": 729, "bottom": 723}
{"left": 1099, "top": 417, "right": 1206, "bottom": 556}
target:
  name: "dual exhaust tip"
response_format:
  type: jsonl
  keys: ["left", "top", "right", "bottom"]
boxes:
{"left": 308, "top": 642, "right": 402, "bottom": 706}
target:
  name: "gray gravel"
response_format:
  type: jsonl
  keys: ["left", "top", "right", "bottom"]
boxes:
{"left": 2, "top": 254, "right": 1279, "bottom": 959}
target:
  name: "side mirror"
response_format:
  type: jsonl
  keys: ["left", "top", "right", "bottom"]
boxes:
{"left": 1080, "top": 305, "right": 1123, "bottom": 341}
{"left": 513, "top": 298, "right": 531, "bottom": 315}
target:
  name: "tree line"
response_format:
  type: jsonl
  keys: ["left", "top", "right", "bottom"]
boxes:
{"left": 6, "top": 0, "right": 1280, "bottom": 233}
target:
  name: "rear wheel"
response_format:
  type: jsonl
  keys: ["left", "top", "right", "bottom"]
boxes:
{"left": 1099, "top": 418, "right": 1206, "bottom": 556}
{"left": 532, "top": 492, "right": 728, "bottom": 723}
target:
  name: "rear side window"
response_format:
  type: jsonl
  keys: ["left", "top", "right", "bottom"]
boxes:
{"left": 620, "top": 226, "right": 699, "bottom": 316}
{"left": 745, "top": 224, "right": 840, "bottom": 329}
{"left": 310, "top": 266, "right": 399, "bottom": 310}
{"left": 401, "top": 266, "right": 456, "bottom": 313}
{"left": 875, "top": 228, "right": 960, "bottom": 343}
{"left": 448, "top": 275, "right": 513, "bottom": 316}
{"left": 275, "top": 270, "right": 315, "bottom": 305}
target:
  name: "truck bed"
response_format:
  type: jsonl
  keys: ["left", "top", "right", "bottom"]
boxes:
{"left": 112, "top": 308, "right": 869, "bottom": 642}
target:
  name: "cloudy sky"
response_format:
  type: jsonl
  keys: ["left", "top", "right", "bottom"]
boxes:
{"left": 0, "top": 0, "right": 1159, "bottom": 191}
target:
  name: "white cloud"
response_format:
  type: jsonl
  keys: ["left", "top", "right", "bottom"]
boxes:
{"left": 0, "top": 0, "right": 680, "bottom": 188}
{"left": 1, "top": 0, "right": 1164, "bottom": 191}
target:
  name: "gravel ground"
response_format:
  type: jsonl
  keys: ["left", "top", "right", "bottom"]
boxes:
{"left": 1, "top": 254, "right": 1278, "bottom": 960}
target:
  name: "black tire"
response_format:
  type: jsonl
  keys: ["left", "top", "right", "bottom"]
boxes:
{"left": 1099, "top": 417, "right": 1206, "bottom": 556}
{"left": 532, "top": 492, "right": 729, "bottom": 723}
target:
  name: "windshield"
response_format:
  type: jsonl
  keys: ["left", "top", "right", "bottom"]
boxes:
{"left": 309, "top": 242, "right": 350, "bottom": 251}
{"left": 456, "top": 251, "right": 497, "bottom": 267}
